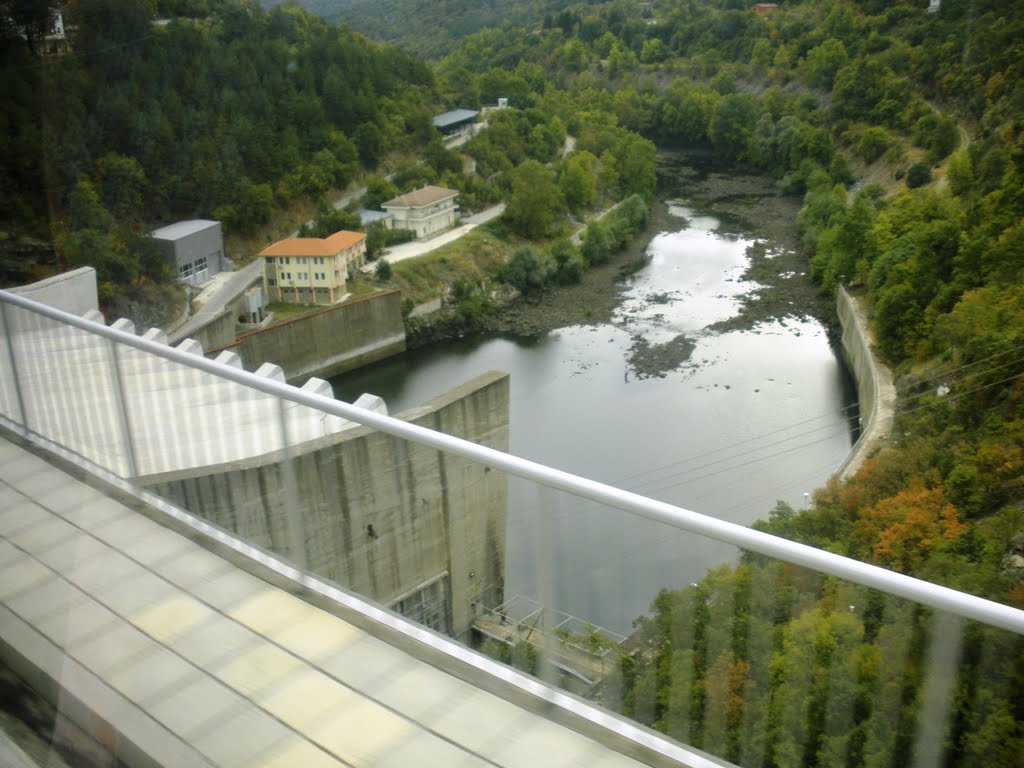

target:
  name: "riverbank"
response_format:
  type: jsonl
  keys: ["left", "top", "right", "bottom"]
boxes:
{"left": 480, "top": 200, "right": 675, "bottom": 337}
{"left": 408, "top": 151, "right": 838, "bottom": 383}
{"left": 658, "top": 151, "right": 838, "bottom": 338}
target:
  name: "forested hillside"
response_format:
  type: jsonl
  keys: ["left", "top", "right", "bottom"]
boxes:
{"left": 2, "top": 1, "right": 1022, "bottom": 762}
{"left": 272, "top": 0, "right": 566, "bottom": 60}
{"left": 1, "top": 0, "right": 437, "bottom": 306}
{"left": 425, "top": 2, "right": 1024, "bottom": 764}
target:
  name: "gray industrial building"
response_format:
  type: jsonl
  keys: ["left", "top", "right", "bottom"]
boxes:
{"left": 151, "top": 219, "right": 227, "bottom": 286}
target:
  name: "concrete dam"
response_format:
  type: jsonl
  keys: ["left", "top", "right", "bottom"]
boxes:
{"left": 3, "top": 268, "right": 509, "bottom": 639}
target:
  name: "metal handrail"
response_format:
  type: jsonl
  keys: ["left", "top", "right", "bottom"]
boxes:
{"left": 3, "top": 287, "right": 1024, "bottom": 636}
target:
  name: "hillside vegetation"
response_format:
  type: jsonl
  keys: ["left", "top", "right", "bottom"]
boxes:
{"left": 3, "top": 0, "right": 1023, "bottom": 763}
{"left": 278, "top": 0, "right": 566, "bottom": 60}
{"left": 416, "top": 2, "right": 1023, "bottom": 764}
{"left": 1, "top": 0, "right": 438, "bottom": 309}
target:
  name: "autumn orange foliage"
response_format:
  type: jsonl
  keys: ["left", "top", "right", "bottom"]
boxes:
{"left": 853, "top": 482, "right": 965, "bottom": 571}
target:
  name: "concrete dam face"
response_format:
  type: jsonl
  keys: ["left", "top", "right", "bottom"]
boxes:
{"left": 147, "top": 372, "right": 511, "bottom": 639}
{"left": 4, "top": 268, "right": 509, "bottom": 641}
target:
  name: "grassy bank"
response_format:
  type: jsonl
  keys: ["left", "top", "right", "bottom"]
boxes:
{"left": 388, "top": 224, "right": 515, "bottom": 306}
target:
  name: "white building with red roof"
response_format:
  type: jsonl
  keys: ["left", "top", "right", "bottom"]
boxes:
{"left": 259, "top": 230, "right": 366, "bottom": 305}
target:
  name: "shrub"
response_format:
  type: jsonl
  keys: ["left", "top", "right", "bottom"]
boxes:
{"left": 906, "top": 162, "right": 932, "bottom": 189}
{"left": 858, "top": 126, "right": 891, "bottom": 164}
{"left": 498, "top": 247, "right": 556, "bottom": 295}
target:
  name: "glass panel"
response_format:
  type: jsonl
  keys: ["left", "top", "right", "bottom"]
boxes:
{"left": 3, "top": 293, "right": 1021, "bottom": 768}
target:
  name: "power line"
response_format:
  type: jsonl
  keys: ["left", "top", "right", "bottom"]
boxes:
{"left": 897, "top": 368, "right": 1024, "bottom": 419}
{"left": 528, "top": 349, "right": 1024, "bottom": 514}
{"left": 587, "top": 341, "right": 1024, "bottom": 498}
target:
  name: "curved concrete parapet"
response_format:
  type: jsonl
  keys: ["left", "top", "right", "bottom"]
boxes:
{"left": 835, "top": 286, "right": 897, "bottom": 480}
{"left": 175, "top": 338, "right": 204, "bottom": 356}
{"left": 141, "top": 328, "right": 168, "bottom": 344}
{"left": 353, "top": 392, "right": 387, "bottom": 415}
{"left": 254, "top": 361, "right": 286, "bottom": 382}
{"left": 3, "top": 274, "right": 396, "bottom": 483}
{"left": 214, "top": 349, "right": 242, "bottom": 368}
{"left": 110, "top": 317, "right": 135, "bottom": 334}
{"left": 7, "top": 266, "right": 98, "bottom": 316}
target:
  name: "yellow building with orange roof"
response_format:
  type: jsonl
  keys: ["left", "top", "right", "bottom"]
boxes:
{"left": 259, "top": 230, "right": 367, "bottom": 305}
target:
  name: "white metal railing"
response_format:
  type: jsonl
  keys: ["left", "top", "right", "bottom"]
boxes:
{"left": 3, "top": 287, "right": 1022, "bottom": 636}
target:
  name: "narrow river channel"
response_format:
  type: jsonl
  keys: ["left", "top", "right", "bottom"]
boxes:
{"left": 333, "top": 167, "right": 858, "bottom": 635}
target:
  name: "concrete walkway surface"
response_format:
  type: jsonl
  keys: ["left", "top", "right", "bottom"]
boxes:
{"left": 0, "top": 436, "right": 654, "bottom": 767}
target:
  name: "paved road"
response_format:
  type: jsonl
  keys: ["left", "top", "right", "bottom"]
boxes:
{"left": 364, "top": 203, "right": 506, "bottom": 270}
{"left": 569, "top": 198, "right": 624, "bottom": 246}
{"left": 167, "top": 261, "right": 263, "bottom": 345}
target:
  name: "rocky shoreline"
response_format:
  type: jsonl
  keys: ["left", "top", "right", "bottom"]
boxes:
{"left": 409, "top": 151, "right": 836, "bottom": 379}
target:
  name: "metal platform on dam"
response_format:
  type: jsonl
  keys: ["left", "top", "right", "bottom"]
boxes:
{"left": 0, "top": 435, "right": 712, "bottom": 768}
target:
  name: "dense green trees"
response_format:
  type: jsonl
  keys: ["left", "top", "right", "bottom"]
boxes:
{"left": 504, "top": 160, "right": 564, "bottom": 239}
{"left": 7, "top": 1, "right": 1024, "bottom": 760}
{"left": 2, "top": 0, "right": 440, "bottom": 300}
{"left": 559, "top": 150, "right": 598, "bottom": 213}
{"left": 418, "top": 3, "right": 1024, "bottom": 765}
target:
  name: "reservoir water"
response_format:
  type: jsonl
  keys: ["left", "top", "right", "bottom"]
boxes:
{"left": 333, "top": 187, "right": 857, "bottom": 635}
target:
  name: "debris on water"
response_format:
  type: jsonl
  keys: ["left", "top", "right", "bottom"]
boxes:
{"left": 626, "top": 334, "right": 696, "bottom": 379}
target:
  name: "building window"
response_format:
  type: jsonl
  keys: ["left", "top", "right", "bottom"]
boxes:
{"left": 179, "top": 263, "right": 193, "bottom": 278}
{"left": 194, "top": 256, "right": 207, "bottom": 273}
{"left": 392, "top": 576, "right": 450, "bottom": 634}
{"left": 268, "top": 278, "right": 276, "bottom": 286}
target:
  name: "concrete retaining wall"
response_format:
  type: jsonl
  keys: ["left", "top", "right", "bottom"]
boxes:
{"left": 146, "top": 371, "right": 509, "bottom": 639}
{"left": 190, "top": 307, "right": 235, "bottom": 351}
{"left": 213, "top": 291, "right": 406, "bottom": 383}
{"left": 835, "top": 287, "right": 896, "bottom": 479}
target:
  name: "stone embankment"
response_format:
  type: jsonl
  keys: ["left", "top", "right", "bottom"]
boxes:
{"left": 835, "top": 286, "right": 897, "bottom": 480}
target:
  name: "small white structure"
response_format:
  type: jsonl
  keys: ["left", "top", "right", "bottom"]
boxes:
{"left": 928, "top": 0, "right": 941, "bottom": 12}
{"left": 381, "top": 186, "right": 460, "bottom": 240}
{"left": 497, "top": 97, "right": 508, "bottom": 108}
{"left": 358, "top": 209, "right": 392, "bottom": 228}
{"left": 151, "top": 219, "right": 226, "bottom": 287}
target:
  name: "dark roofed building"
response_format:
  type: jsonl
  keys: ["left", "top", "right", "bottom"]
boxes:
{"left": 433, "top": 109, "right": 480, "bottom": 136}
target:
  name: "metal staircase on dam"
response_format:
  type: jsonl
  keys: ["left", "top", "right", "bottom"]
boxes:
{"left": 2, "top": 285, "right": 1024, "bottom": 767}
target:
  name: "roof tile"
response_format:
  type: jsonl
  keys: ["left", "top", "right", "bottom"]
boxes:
{"left": 259, "top": 231, "right": 366, "bottom": 258}
{"left": 381, "top": 186, "right": 459, "bottom": 209}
